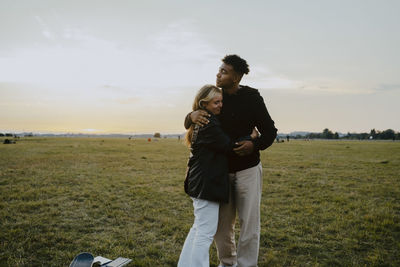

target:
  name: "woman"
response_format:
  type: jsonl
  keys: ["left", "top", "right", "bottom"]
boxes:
{"left": 178, "top": 85, "right": 257, "bottom": 267}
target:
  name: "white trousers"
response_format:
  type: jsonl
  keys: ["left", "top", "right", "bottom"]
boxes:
{"left": 178, "top": 198, "right": 219, "bottom": 267}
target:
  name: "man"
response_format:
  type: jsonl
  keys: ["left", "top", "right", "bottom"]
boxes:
{"left": 184, "top": 55, "right": 277, "bottom": 267}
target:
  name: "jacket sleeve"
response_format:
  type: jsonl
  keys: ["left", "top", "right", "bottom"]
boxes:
{"left": 252, "top": 93, "right": 277, "bottom": 151}
{"left": 184, "top": 112, "right": 192, "bottom": 129}
{"left": 197, "top": 116, "right": 234, "bottom": 154}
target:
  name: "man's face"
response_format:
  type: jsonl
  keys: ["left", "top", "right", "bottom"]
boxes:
{"left": 216, "top": 63, "right": 237, "bottom": 89}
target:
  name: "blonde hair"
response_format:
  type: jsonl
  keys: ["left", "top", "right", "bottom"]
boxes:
{"left": 185, "top": 85, "right": 222, "bottom": 147}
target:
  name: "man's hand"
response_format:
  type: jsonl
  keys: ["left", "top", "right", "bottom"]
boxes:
{"left": 190, "top": 110, "right": 210, "bottom": 127}
{"left": 233, "top": 140, "right": 254, "bottom": 156}
{"left": 250, "top": 127, "right": 259, "bottom": 139}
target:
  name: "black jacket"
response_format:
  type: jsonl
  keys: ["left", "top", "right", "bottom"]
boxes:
{"left": 184, "top": 113, "right": 250, "bottom": 203}
{"left": 185, "top": 86, "right": 277, "bottom": 172}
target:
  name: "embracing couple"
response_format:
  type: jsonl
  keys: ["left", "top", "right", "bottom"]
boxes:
{"left": 178, "top": 55, "right": 277, "bottom": 267}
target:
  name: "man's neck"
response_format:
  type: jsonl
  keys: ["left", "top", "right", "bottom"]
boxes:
{"left": 223, "top": 84, "right": 240, "bottom": 95}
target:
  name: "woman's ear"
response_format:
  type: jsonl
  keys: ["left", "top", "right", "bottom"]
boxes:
{"left": 199, "top": 100, "right": 205, "bottom": 109}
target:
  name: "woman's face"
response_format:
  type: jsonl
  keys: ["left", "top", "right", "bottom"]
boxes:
{"left": 204, "top": 93, "right": 223, "bottom": 115}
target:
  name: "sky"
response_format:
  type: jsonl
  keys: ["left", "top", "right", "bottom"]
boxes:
{"left": 1, "top": 0, "right": 399, "bottom": 134}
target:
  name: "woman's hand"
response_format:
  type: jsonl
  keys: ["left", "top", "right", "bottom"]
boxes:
{"left": 190, "top": 110, "right": 210, "bottom": 127}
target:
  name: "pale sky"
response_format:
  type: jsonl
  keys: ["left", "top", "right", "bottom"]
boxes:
{"left": 1, "top": 0, "right": 399, "bottom": 134}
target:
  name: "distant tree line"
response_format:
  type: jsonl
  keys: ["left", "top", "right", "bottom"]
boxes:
{"left": 2, "top": 129, "right": 398, "bottom": 140}
{"left": 294, "top": 128, "right": 399, "bottom": 140}
{"left": 0, "top": 133, "right": 33, "bottom": 137}
{"left": 344, "top": 129, "right": 399, "bottom": 140}
{"left": 305, "top": 128, "right": 340, "bottom": 139}
{"left": 0, "top": 133, "right": 14, "bottom": 137}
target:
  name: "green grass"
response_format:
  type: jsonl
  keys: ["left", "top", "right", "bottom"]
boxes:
{"left": 1, "top": 138, "right": 399, "bottom": 266}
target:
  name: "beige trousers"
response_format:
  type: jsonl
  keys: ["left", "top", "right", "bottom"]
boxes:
{"left": 214, "top": 162, "right": 263, "bottom": 267}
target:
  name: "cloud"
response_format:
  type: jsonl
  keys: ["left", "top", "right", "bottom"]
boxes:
{"left": 248, "top": 64, "right": 399, "bottom": 96}
{"left": 150, "top": 20, "right": 220, "bottom": 61}
{"left": 0, "top": 26, "right": 146, "bottom": 95}
{"left": 144, "top": 20, "right": 222, "bottom": 87}
{"left": 34, "top": 15, "right": 55, "bottom": 40}
{"left": 374, "top": 84, "right": 400, "bottom": 92}
{"left": 247, "top": 66, "right": 301, "bottom": 90}
{"left": 249, "top": 66, "right": 383, "bottom": 95}
{"left": 0, "top": 19, "right": 223, "bottom": 93}
{"left": 115, "top": 97, "right": 139, "bottom": 105}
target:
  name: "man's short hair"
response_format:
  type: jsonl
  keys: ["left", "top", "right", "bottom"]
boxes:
{"left": 222, "top": 54, "right": 250, "bottom": 75}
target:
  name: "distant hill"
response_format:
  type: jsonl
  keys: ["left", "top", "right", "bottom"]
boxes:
{"left": 289, "top": 131, "right": 311, "bottom": 137}
{"left": 3, "top": 132, "right": 186, "bottom": 139}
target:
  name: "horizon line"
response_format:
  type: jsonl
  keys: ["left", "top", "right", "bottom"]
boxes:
{"left": 1, "top": 128, "right": 399, "bottom": 136}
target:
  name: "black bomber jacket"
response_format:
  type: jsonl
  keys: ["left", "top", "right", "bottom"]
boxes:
{"left": 184, "top": 112, "right": 251, "bottom": 203}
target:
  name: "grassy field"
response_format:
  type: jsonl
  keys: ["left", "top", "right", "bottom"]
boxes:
{"left": 1, "top": 137, "right": 399, "bottom": 266}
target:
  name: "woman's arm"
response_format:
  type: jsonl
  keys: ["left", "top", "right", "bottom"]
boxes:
{"left": 184, "top": 110, "right": 210, "bottom": 129}
{"left": 197, "top": 116, "right": 252, "bottom": 154}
